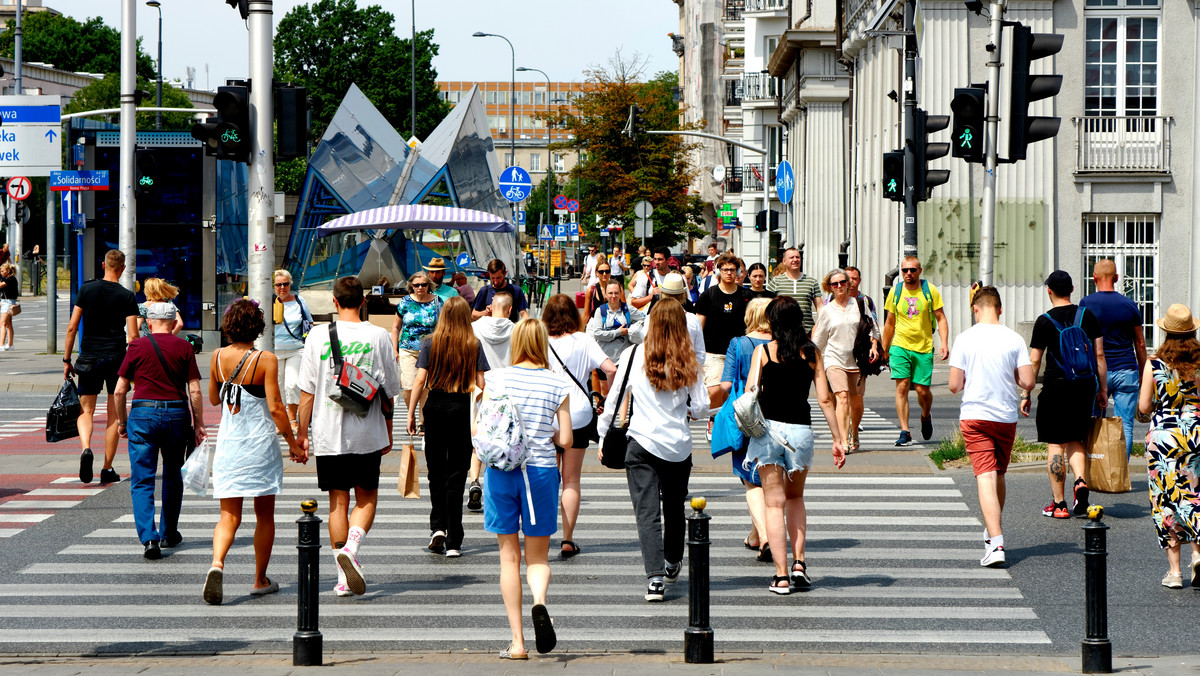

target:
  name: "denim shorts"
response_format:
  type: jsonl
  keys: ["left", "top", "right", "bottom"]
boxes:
{"left": 745, "top": 420, "right": 814, "bottom": 475}
{"left": 483, "top": 464, "right": 559, "bottom": 537}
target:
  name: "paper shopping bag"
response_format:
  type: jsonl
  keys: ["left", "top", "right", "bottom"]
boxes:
{"left": 397, "top": 441, "right": 421, "bottom": 499}
{"left": 1084, "top": 417, "right": 1131, "bottom": 493}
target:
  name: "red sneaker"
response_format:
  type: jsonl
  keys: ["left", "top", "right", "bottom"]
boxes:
{"left": 1041, "top": 501, "right": 1070, "bottom": 519}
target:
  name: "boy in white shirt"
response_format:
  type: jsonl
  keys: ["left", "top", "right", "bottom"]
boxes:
{"left": 948, "top": 285, "right": 1036, "bottom": 568}
{"left": 298, "top": 276, "right": 401, "bottom": 596}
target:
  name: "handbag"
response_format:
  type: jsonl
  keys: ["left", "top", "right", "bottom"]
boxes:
{"left": 46, "top": 378, "right": 82, "bottom": 443}
{"left": 852, "top": 297, "right": 885, "bottom": 379}
{"left": 147, "top": 334, "right": 197, "bottom": 455}
{"left": 548, "top": 341, "right": 600, "bottom": 442}
{"left": 8, "top": 300, "right": 20, "bottom": 317}
{"left": 711, "top": 337, "right": 748, "bottom": 457}
{"left": 733, "top": 355, "right": 768, "bottom": 439}
{"left": 326, "top": 323, "right": 384, "bottom": 417}
{"left": 397, "top": 443, "right": 421, "bottom": 498}
{"left": 600, "top": 345, "right": 638, "bottom": 470}
{"left": 1084, "top": 416, "right": 1131, "bottom": 493}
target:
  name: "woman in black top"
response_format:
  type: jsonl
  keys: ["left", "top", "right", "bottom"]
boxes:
{"left": 745, "top": 262, "right": 777, "bottom": 300}
{"left": 0, "top": 262, "right": 17, "bottom": 351}
{"left": 743, "top": 296, "right": 845, "bottom": 594}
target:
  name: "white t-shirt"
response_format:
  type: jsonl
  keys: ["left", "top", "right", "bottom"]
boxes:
{"left": 548, "top": 332, "right": 610, "bottom": 429}
{"left": 948, "top": 322, "right": 1031, "bottom": 423}
{"left": 609, "top": 254, "right": 628, "bottom": 276}
{"left": 298, "top": 321, "right": 401, "bottom": 456}
{"left": 485, "top": 366, "right": 570, "bottom": 467}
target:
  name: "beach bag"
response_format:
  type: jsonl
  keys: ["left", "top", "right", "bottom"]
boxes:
{"left": 181, "top": 438, "right": 212, "bottom": 497}
{"left": 472, "top": 382, "right": 538, "bottom": 524}
{"left": 711, "top": 338, "right": 748, "bottom": 457}
{"left": 1084, "top": 417, "right": 1130, "bottom": 493}
{"left": 46, "top": 378, "right": 81, "bottom": 443}
{"left": 326, "top": 323, "right": 383, "bottom": 417}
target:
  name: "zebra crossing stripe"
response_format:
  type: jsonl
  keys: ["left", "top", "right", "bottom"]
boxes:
{"left": 0, "top": 500, "right": 81, "bottom": 509}
{"left": 81, "top": 528, "right": 985, "bottom": 542}
{"left": 114, "top": 513, "right": 983, "bottom": 527}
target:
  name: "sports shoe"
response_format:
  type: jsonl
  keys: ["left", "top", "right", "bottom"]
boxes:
{"left": 467, "top": 481, "right": 483, "bottom": 512}
{"left": 99, "top": 468, "right": 121, "bottom": 484}
{"left": 920, "top": 415, "right": 933, "bottom": 441}
{"left": 664, "top": 561, "right": 681, "bottom": 583}
{"left": 336, "top": 548, "right": 365, "bottom": 595}
{"left": 980, "top": 545, "right": 1006, "bottom": 567}
{"left": 333, "top": 582, "right": 353, "bottom": 597}
{"left": 895, "top": 430, "right": 912, "bottom": 447}
{"left": 1072, "top": 479, "right": 1090, "bottom": 517}
{"left": 444, "top": 548, "right": 461, "bottom": 558}
{"left": 79, "top": 448, "right": 94, "bottom": 484}
{"left": 428, "top": 530, "right": 446, "bottom": 554}
{"left": 1161, "top": 572, "right": 1183, "bottom": 589}
{"left": 644, "top": 577, "right": 665, "bottom": 602}
{"left": 1042, "top": 501, "right": 1070, "bottom": 519}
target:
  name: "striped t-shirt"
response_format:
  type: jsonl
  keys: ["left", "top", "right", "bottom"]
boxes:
{"left": 486, "top": 366, "right": 571, "bottom": 467}
{"left": 767, "top": 273, "right": 821, "bottom": 333}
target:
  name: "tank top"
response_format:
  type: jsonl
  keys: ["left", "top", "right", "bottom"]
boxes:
{"left": 758, "top": 349, "right": 813, "bottom": 425}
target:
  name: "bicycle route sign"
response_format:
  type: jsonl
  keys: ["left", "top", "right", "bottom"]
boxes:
{"left": 499, "top": 166, "right": 532, "bottom": 203}
{"left": 776, "top": 160, "right": 794, "bottom": 205}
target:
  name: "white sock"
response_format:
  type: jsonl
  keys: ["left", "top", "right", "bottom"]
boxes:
{"left": 989, "top": 534, "right": 1004, "bottom": 549}
{"left": 984, "top": 528, "right": 990, "bottom": 543}
{"left": 345, "top": 526, "right": 365, "bottom": 554}
{"left": 334, "top": 551, "right": 346, "bottom": 585}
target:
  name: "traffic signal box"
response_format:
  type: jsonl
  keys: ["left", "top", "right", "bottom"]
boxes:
{"left": 882, "top": 151, "right": 904, "bottom": 202}
{"left": 754, "top": 209, "right": 779, "bottom": 232}
{"left": 276, "top": 85, "right": 310, "bottom": 160}
{"left": 623, "top": 105, "right": 644, "bottom": 139}
{"left": 191, "top": 84, "right": 250, "bottom": 163}
{"left": 914, "top": 109, "right": 950, "bottom": 200}
{"left": 950, "top": 88, "right": 985, "bottom": 163}
{"left": 1000, "top": 23, "right": 1063, "bottom": 161}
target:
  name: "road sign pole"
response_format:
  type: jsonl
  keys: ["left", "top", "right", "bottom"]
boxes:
{"left": 45, "top": 186, "right": 55, "bottom": 353}
{"left": 248, "top": 0, "right": 275, "bottom": 352}
{"left": 979, "top": 0, "right": 1007, "bottom": 286}
{"left": 118, "top": 0, "right": 137, "bottom": 291}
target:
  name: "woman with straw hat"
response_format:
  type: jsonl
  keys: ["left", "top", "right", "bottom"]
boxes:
{"left": 1137, "top": 303, "right": 1200, "bottom": 588}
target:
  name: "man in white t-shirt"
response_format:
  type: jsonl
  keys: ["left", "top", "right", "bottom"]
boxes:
{"left": 948, "top": 285, "right": 1036, "bottom": 569}
{"left": 298, "top": 276, "right": 401, "bottom": 597}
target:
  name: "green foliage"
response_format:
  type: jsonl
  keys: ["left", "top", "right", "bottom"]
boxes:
{"left": 928, "top": 434, "right": 967, "bottom": 470}
{"left": 1131, "top": 442, "right": 1145, "bottom": 457}
{"left": 63, "top": 74, "right": 194, "bottom": 129}
{"left": 275, "top": 157, "right": 308, "bottom": 194}
{"left": 0, "top": 13, "right": 155, "bottom": 79}
{"left": 550, "top": 59, "right": 704, "bottom": 248}
{"left": 274, "top": 0, "right": 450, "bottom": 142}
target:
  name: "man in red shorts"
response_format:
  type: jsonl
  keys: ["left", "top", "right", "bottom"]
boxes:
{"left": 948, "top": 286, "right": 1036, "bottom": 567}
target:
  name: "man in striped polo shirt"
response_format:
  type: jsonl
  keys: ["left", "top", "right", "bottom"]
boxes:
{"left": 766, "top": 247, "right": 823, "bottom": 334}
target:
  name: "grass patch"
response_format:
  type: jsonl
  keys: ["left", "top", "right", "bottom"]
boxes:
{"left": 1132, "top": 442, "right": 1146, "bottom": 457}
{"left": 929, "top": 433, "right": 1050, "bottom": 468}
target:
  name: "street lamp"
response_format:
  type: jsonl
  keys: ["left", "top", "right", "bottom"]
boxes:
{"left": 472, "top": 32, "right": 515, "bottom": 171}
{"left": 146, "top": 0, "right": 162, "bottom": 130}
{"left": 516, "top": 66, "right": 551, "bottom": 245}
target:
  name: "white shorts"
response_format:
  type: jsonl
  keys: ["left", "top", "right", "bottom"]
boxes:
{"left": 703, "top": 353, "right": 725, "bottom": 388}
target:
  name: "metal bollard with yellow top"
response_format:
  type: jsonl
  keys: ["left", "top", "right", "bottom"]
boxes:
{"left": 1082, "top": 504, "right": 1111, "bottom": 674}
{"left": 684, "top": 496, "right": 714, "bottom": 663}
{"left": 294, "top": 499, "right": 323, "bottom": 666}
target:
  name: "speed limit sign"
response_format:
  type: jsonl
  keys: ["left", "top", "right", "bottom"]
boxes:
{"left": 6, "top": 176, "right": 31, "bottom": 201}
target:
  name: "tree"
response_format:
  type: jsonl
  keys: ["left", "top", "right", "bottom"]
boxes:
{"left": 63, "top": 74, "right": 194, "bottom": 129}
{"left": 274, "top": 0, "right": 450, "bottom": 143}
{"left": 0, "top": 13, "right": 155, "bottom": 80}
{"left": 549, "top": 55, "right": 704, "bottom": 248}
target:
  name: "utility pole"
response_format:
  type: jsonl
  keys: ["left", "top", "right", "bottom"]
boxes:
{"left": 10, "top": 0, "right": 22, "bottom": 292}
{"left": 118, "top": 0, "right": 137, "bottom": 290}
{"left": 979, "top": 0, "right": 1006, "bottom": 286}
{"left": 901, "top": 0, "right": 918, "bottom": 259}
{"left": 248, "top": 0, "right": 275, "bottom": 350}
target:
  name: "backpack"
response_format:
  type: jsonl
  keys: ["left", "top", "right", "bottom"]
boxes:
{"left": 890, "top": 280, "right": 936, "bottom": 331}
{"left": 599, "top": 302, "right": 631, "bottom": 328}
{"left": 471, "top": 381, "right": 539, "bottom": 524}
{"left": 1043, "top": 306, "right": 1097, "bottom": 382}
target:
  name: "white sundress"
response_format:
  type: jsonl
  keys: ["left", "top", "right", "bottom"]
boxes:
{"left": 212, "top": 349, "right": 284, "bottom": 499}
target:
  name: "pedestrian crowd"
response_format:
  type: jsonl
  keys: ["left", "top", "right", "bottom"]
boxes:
{"left": 53, "top": 242, "right": 1200, "bottom": 659}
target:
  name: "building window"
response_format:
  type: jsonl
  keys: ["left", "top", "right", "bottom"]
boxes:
{"left": 1084, "top": 9, "right": 1159, "bottom": 117}
{"left": 530, "top": 154, "right": 541, "bottom": 171}
{"left": 1081, "top": 213, "right": 1159, "bottom": 345}
{"left": 504, "top": 153, "right": 519, "bottom": 167}
{"left": 553, "top": 153, "right": 565, "bottom": 171}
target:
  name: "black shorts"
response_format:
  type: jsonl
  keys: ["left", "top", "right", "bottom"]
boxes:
{"left": 76, "top": 356, "right": 122, "bottom": 396}
{"left": 316, "top": 450, "right": 383, "bottom": 492}
{"left": 1036, "top": 380, "right": 1097, "bottom": 445}
{"left": 556, "top": 421, "right": 597, "bottom": 452}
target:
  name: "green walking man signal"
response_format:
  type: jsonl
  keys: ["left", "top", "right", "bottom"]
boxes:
{"left": 958, "top": 128, "right": 974, "bottom": 149}
{"left": 886, "top": 178, "right": 898, "bottom": 194}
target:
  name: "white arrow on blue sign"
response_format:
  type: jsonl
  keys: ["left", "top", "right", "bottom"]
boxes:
{"left": 499, "top": 166, "right": 533, "bottom": 203}
{"left": 775, "top": 160, "right": 794, "bottom": 205}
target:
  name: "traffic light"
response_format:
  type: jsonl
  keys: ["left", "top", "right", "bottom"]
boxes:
{"left": 914, "top": 108, "right": 950, "bottom": 200}
{"left": 224, "top": 0, "right": 249, "bottom": 20}
{"left": 1000, "top": 23, "right": 1063, "bottom": 161}
{"left": 135, "top": 148, "right": 157, "bottom": 196}
{"left": 190, "top": 84, "right": 250, "bottom": 163}
{"left": 882, "top": 151, "right": 904, "bottom": 202}
{"left": 950, "top": 87, "right": 985, "bottom": 163}
{"left": 276, "top": 84, "right": 310, "bottom": 160}
{"left": 623, "top": 104, "right": 644, "bottom": 139}
{"left": 754, "top": 209, "right": 779, "bottom": 232}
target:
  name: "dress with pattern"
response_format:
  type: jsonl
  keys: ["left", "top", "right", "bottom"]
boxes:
{"left": 1144, "top": 358, "right": 1200, "bottom": 549}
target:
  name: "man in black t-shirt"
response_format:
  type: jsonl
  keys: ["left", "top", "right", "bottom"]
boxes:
{"left": 695, "top": 252, "right": 751, "bottom": 409}
{"left": 1023, "top": 270, "right": 1107, "bottom": 520}
{"left": 470, "top": 259, "right": 529, "bottom": 323}
{"left": 63, "top": 250, "right": 140, "bottom": 485}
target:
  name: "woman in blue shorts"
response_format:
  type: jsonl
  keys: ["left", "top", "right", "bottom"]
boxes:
{"left": 482, "top": 318, "right": 572, "bottom": 659}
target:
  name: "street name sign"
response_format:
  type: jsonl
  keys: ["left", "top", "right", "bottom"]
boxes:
{"left": 49, "top": 170, "right": 110, "bottom": 191}
{"left": 0, "top": 95, "right": 62, "bottom": 176}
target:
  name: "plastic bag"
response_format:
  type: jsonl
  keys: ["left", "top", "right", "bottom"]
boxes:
{"left": 181, "top": 438, "right": 213, "bottom": 497}
{"left": 46, "top": 378, "right": 81, "bottom": 443}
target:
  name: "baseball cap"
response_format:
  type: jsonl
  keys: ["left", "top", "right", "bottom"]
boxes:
{"left": 1044, "top": 270, "right": 1073, "bottom": 297}
{"left": 145, "top": 302, "right": 177, "bottom": 320}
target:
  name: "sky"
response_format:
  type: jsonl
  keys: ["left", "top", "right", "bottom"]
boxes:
{"left": 43, "top": 0, "right": 682, "bottom": 88}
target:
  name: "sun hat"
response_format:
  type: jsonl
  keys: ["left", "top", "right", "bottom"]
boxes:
{"left": 660, "top": 272, "right": 687, "bottom": 296}
{"left": 145, "top": 302, "right": 177, "bottom": 320}
{"left": 422, "top": 257, "right": 447, "bottom": 271}
{"left": 1156, "top": 303, "right": 1200, "bottom": 335}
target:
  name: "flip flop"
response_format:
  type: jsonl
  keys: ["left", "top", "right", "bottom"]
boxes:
{"left": 531, "top": 603, "right": 557, "bottom": 654}
{"left": 250, "top": 578, "right": 279, "bottom": 596}
{"left": 560, "top": 540, "right": 580, "bottom": 559}
{"left": 202, "top": 566, "right": 223, "bottom": 606}
{"left": 499, "top": 643, "right": 528, "bottom": 660}
{"left": 743, "top": 539, "right": 761, "bottom": 552}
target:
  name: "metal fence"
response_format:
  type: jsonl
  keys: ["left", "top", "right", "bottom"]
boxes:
{"left": 1073, "top": 115, "right": 1171, "bottom": 173}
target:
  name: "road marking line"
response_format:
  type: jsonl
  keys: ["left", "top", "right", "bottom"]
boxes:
{"left": 1, "top": 500, "right": 81, "bottom": 509}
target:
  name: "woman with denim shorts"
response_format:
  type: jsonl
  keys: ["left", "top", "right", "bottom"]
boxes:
{"left": 744, "top": 296, "right": 846, "bottom": 594}
{"left": 481, "top": 318, "right": 572, "bottom": 659}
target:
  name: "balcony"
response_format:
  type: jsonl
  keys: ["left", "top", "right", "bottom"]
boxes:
{"left": 725, "top": 80, "right": 743, "bottom": 107}
{"left": 724, "top": 0, "right": 744, "bottom": 21}
{"left": 742, "top": 163, "right": 776, "bottom": 193}
{"left": 724, "top": 166, "right": 744, "bottom": 194}
{"left": 1074, "top": 115, "right": 1171, "bottom": 174}
{"left": 741, "top": 72, "right": 777, "bottom": 102}
{"left": 744, "top": 0, "right": 788, "bottom": 12}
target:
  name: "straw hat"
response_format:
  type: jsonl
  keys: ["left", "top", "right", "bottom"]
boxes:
{"left": 660, "top": 272, "right": 687, "bottom": 296}
{"left": 1156, "top": 303, "right": 1200, "bottom": 335}
{"left": 423, "top": 257, "right": 447, "bottom": 271}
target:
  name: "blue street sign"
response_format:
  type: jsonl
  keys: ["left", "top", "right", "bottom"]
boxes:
{"left": 499, "top": 166, "right": 532, "bottom": 203}
{"left": 49, "top": 170, "right": 109, "bottom": 191}
{"left": 60, "top": 192, "right": 72, "bottom": 223}
{"left": 456, "top": 252, "right": 471, "bottom": 267}
{"left": 568, "top": 222, "right": 580, "bottom": 238}
{"left": 554, "top": 223, "right": 568, "bottom": 242}
{"left": 539, "top": 224, "right": 554, "bottom": 241}
{"left": 775, "top": 160, "right": 794, "bottom": 205}
{"left": 0, "top": 105, "right": 62, "bottom": 124}
{"left": 516, "top": 210, "right": 526, "bottom": 226}
{"left": 72, "top": 144, "right": 85, "bottom": 166}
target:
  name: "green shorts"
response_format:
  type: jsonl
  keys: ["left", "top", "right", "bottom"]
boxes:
{"left": 889, "top": 345, "right": 933, "bottom": 386}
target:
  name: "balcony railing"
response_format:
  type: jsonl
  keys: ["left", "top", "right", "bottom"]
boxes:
{"left": 1074, "top": 115, "right": 1171, "bottom": 173}
{"left": 724, "top": 166, "right": 744, "bottom": 194}
{"left": 742, "top": 163, "right": 776, "bottom": 193}
{"left": 724, "top": 0, "right": 744, "bottom": 20}
{"left": 741, "top": 72, "right": 777, "bottom": 102}
{"left": 725, "top": 80, "right": 743, "bottom": 107}
{"left": 745, "top": 0, "right": 788, "bottom": 12}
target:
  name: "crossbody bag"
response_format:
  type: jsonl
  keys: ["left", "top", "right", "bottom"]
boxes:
{"left": 146, "top": 334, "right": 197, "bottom": 455}
{"left": 548, "top": 340, "right": 601, "bottom": 442}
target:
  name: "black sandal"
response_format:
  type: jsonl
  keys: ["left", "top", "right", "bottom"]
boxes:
{"left": 790, "top": 560, "right": 811, "bottom": 587}
{"left": 531, "top": 603, "right": 557, "bottom": 654}
{"left": 560, "top": 540, "right": 580, "bottom": 559}
{"left": 756, "top": 542, "right": 773, "bottom": 563}
{"left": 769, "top": 575, "right": 791, "bottom": 595}
{"left": 743, "top": 539, "right": 760, "bottom": 552}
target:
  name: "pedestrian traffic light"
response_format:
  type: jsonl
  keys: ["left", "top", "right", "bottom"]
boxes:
{"left": 914, "top": 108, "right": 950, "bottom": 200}
{"left": 950, "top": 87, "right": 985, "bottom": 163}
{"left": 623, "top": 105, "right": 644, "bottom": 139}
{"left": 754, "top": 209, "right": 779, "bottom": 232}
{"left": 190, "top": 84, "right": 250, "bottom": 163}
{"left": 275, "top": 84, "right": 310, "bottom": 160}
{"left": 135, "top": 148, "right": 157, "bottom": 196}
{"left": 882, "top": 151, "right": 904, "bottom": 202}
{"left": 999, "top": 23, "right": 1063, "bottom": 162}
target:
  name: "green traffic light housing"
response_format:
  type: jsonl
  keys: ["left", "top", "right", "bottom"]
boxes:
{"left": 951, "top": 87, "right": 986, "bottom": 163}
{"left": 882, "top": 151, "right": 904, "bottom": 203}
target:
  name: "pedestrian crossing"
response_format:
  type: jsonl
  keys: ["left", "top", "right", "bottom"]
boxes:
{"left": 0, "top": 472, "right": 1051, "bottom": 654}
{"left": 0, "top": 476, "right": 105, "bottom": 539}
{"left": 0, "top": 415, "right": 42, "bottom": 440}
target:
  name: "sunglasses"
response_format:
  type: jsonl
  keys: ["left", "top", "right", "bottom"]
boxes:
{"left": 831, "top": 280, "right": 848, "bottom": 287}
{"left": 642, "top": 263, "right": 651, "bottom": 267}
{"left": 412, "top": 283, "right": 429, "bottom": 288}
{"left": 274, "top": 282, "right": 290, "bottom": 288}
{"left": 597, "top": 269, "right": 611, "bottom": 273}
{"left": 901, "top": 268, "right": 919, "bottom": 273}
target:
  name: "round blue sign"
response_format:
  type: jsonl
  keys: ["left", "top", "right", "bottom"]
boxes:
{"left": 775, "top": 161, "right": 795, "bottom": 205}
{"left": 499, "top": 166, "right": 533, "bottom": 203}
{"left": 456, "top": 252, "right": 471, "bottom": 267}
{"left": 553, "top": 194, "right": 568, "bottom": 210}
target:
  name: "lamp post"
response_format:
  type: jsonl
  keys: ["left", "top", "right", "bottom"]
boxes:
{"left": 146, "top": 0, "right": 162, "bottom": 130}
{"left": 473, "top": 31, "right": 518, "bottom": 273}
{"left": 516, "top": 66, "right": 550, "bottom": 246}
{"left": 410, "top": 1, "right": 415, "bottom": 139}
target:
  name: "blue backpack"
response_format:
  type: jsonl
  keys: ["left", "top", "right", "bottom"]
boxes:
{"left": 599, "top": 302, "right": 631, "bottom": 327}
{"left": 1043, "top": 307, "right": 1097, "bottom": 382}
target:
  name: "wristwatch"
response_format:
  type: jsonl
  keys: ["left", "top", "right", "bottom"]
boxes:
{"left": 62, "top": 357, "right": 71, "bottom": 363}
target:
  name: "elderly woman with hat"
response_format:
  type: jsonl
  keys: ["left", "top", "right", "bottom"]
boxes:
{"left": 423, "top": 257, "right": 459, "bottom": 302}
{"left": 1137, "top": 303, "right": 1200, "bottom": 588}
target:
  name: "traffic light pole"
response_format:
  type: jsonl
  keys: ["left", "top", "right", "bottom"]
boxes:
{"left": 979, "top": 0, "right": 1007, "bottom": 286}
{"left": 118, "top": 0, "right": 137, "bottom": 291}
{"left": 248, "top": 0, "right": 275, "bottom": 351}
{"left": 901, "top": 0, "right": 917, "bottom": 259}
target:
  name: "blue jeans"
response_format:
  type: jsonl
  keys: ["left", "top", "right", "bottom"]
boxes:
{"left": 1094, "top": 369, "right": 1139, "bottom": 457}
{"left": 126, "top": 404, "right": 190, "bottom": 545}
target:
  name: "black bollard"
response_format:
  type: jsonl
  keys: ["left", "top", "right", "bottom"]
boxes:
{"left": 294, "top": 499, "right": 323, "bottom": 666}
{"left": 1081, "top": 505, "right": 1112, "bottom": 674}
{"left": 684, "top": 496, "right": 714, "bottom": 664}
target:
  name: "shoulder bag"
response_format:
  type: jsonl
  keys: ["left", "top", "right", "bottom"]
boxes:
{"left": 326, "top": 322, "right": 385, "bottom": 417}
{"left": 548, "top": 340, "right": 601, "bottom": 442}
{"left": 147, "top": 334, "right": 197, "bottom": 456}
{"left": 853, "top": 297, "right": 885, "bottom": 379}
{"left": 732, "top": 345, "right": 801, "bottom": 453}
{"left": 600, "top": 345, "right": 638, "bottom": 469}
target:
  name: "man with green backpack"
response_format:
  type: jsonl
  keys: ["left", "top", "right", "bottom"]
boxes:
{"left": 881, "top": 257, "right": 949, "bottom": 446}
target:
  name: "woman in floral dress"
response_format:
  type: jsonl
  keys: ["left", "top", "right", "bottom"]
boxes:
{"left": 1137, "top": 303, "right": 1200, "bottom": 588}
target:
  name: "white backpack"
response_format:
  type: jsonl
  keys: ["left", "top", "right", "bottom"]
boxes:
{"left": 471, "top": 380, "right": 537, "bottom": 524}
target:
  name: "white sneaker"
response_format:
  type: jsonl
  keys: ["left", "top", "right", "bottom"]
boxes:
{"left": 980, "top": 545, "right": 1006, "bottom": 567}
{"left": 333, "top": 582, "right": 353, "bottom": 597}
{"left": 336, "top": 548, "right": 365, "bottom": 595}
{"left": 445, "top": 548, "right": 461, "bottom": 558}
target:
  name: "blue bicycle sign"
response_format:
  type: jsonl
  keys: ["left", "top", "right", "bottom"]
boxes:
{"left": 776, "top": 161, "right": 795, "bottom": 205}
{"left": 499, "top": 166, "right": 533, "bottom": 203}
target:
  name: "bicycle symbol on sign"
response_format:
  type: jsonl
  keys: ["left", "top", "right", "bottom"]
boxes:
{"left": 139, "top": 176, "right": 154, "bottom": 186}
{"left": 221, "top": 129, "right": 241, "bottom": 144}
{"left": 505, "top": 185, "right": 526, "bottom": 200}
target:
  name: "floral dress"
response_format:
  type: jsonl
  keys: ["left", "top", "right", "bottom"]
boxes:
{"left": 1144, "top": 358, "right": 1200, "bottom": 549}
{"left": 395, "top": 295, "right": 443, "bottom": 351}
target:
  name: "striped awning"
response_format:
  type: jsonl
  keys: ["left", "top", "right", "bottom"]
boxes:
{"left": 316, "top": 204, "right": 514, "bottom": 236}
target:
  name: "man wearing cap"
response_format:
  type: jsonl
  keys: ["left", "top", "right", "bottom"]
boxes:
{"left": 113, "top": 302, "right": 207, "bottom": 559}
{"left": 422, "top": 257, "right": 458, "bottom": 302}
{"left": 1024, "top": 270, "right": 1107, "bottom": 520}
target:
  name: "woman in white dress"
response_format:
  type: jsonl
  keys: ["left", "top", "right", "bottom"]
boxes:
{"left": 202, "top": 299, "right": 304, "bottom": 605}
